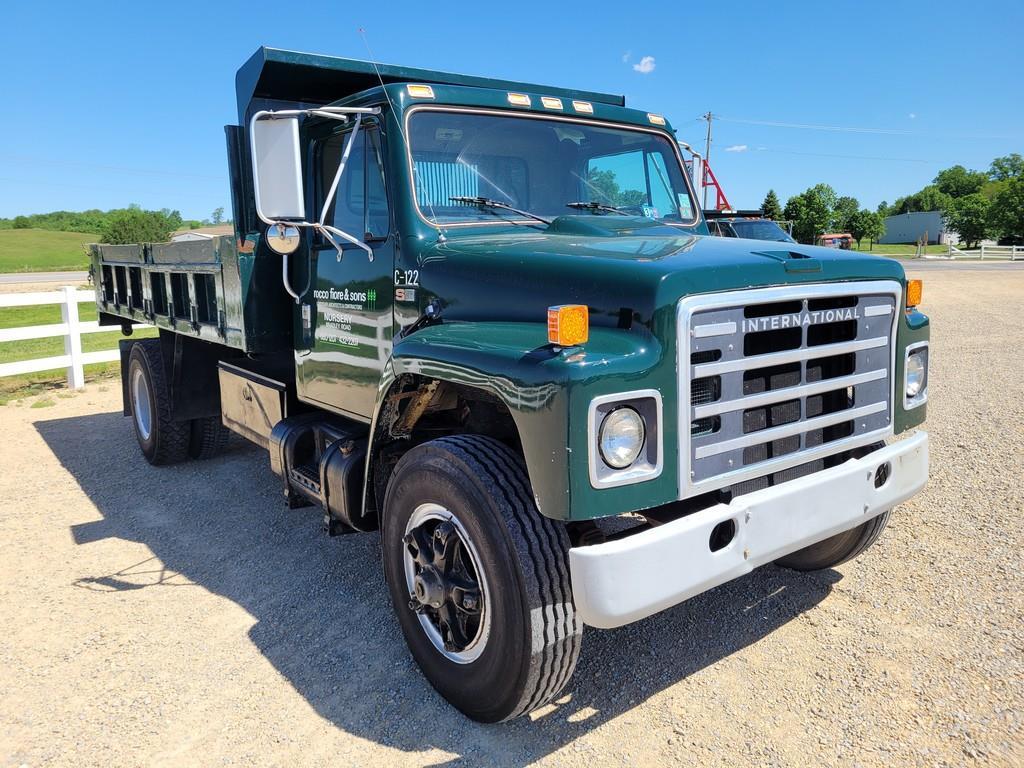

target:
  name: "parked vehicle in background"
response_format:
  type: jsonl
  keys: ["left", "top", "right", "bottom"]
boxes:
{"left": 705, "top": 209, "right": 796, "bottom": 243}
{"left": 89, "top": 47, "right": 930, "bottom": 722}
{"left": 818, "top": 232, "right": 855, "bottom": 249}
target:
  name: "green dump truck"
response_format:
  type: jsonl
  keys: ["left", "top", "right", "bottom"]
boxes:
{"left": 90, "top": 47, "right": 930, "bottom": 722}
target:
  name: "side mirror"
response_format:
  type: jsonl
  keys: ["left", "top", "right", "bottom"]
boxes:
{"left": 246, "top": 106, "right": 380, "bottom": 301}
{"left": 250, "top": 115, "right": 305, "bottom": 221}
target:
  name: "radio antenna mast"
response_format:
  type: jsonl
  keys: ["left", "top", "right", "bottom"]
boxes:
{"left": 358, "top": 28, "right": 446, "bottom": 242}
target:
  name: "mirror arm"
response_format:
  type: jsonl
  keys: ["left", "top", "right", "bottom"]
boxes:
{"left": 320, "top": 112, "right": 361, "bottom": 227}
{"left": 281, "top": 251, "right": 311, "bottom": 304}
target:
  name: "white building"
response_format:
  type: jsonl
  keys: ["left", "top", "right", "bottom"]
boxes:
{"left": 879, "top": 211, "right": 956, "bottom": 245}
{"left": 171, "top": 225, "right": 234, "bottom": 243}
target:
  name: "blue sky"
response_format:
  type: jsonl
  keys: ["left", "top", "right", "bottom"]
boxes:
{"left": 2, "top": 0, "right": 1021, "bottom": 220}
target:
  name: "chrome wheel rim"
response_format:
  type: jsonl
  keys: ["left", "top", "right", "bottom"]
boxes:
{"left": 402, "top": 503, "right": 491, "bottom": 664}
{"left": 131, "top": 366, "right": 153, "bottom": 441}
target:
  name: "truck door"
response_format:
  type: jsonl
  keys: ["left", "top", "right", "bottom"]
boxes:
{"left": 296, "top": 124, "right": 394, "bottom": 420}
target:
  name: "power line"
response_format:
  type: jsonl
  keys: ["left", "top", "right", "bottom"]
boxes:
{"left": 750, "top": 147, "right": 933, "bottom": 164}
{"left": 0, "top": 175, "right": 217, "bottom": 201}
{"left": 0, "top": 153, "right": 223, "bottom": 180}
{"left": 716, "top": 116, "right": 1019, "bottom": 142}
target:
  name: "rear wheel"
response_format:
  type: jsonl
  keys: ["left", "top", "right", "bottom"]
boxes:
{"left": 127, "top": 340, "right": 190, "bottom": 465}
{"left": 775, "top": 509, "right": 892, "bottom": 571}
{"left": 188, "top": 416, "right": 230, "bottom": 460}
{"left": 382, "top": 435, "right": 581, "bottom": 722}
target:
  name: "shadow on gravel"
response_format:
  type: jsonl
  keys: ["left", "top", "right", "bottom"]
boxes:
{"left": 39, "top": 411, "right": 841, "bottom": 767}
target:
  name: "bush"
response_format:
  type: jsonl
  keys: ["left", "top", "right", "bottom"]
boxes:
{"left": 98, "top": 208, "right": 180, "bottom": 245}
{"left": 12, "top": 216, "right": 31, "bottom": 229}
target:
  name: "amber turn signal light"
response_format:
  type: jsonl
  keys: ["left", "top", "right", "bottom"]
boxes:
{"left": 548, "top": 305, "right": 589, "bottom": 346}
{"left": 906, "top": 279, "right": 923, "bottom": 308}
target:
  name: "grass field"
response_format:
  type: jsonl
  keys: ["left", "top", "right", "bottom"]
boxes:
{"left": 0, "top": 294, "right": 156, "bottom": 403}
{"left": 851, "top": 242, "right": 954, "bottom": 257}
{"left": 0, "top": 229, "right": 97, "bottom": 273}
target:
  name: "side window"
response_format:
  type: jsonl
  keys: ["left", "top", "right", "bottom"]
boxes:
{"left": 646, "top": 152, "right": 676, "bottom": 218}
{"left": 365, "top": 131, "right": 389, "bottom": 238}
{"left": 319, "top": 128, "right": 390, "bottom": 241}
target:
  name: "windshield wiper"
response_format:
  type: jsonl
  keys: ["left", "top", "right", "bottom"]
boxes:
{"left": 565, "top": 201, "right": 629, "bottom": 215}
{"left": 449, "top": 196, "right": 551, "bottom": 225}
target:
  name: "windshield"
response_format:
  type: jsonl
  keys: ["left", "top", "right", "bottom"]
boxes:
{"left": 407, "top": 110, "right": 697, "bottom": 226}
{"left": 728, "top": 220, "right": 795, "bottom": 243}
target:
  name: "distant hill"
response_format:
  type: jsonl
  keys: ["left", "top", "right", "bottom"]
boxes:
{"left": 0, "top": 230, "right": 97, "bottom": 273}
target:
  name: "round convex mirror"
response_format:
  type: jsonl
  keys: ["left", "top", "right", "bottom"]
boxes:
{"left": 266, "top": 223, "right": 301, "bottom": 255}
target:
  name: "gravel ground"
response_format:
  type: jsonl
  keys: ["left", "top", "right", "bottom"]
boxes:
{"left": 1, "top": 267, "right": 1021, "bottom": 767}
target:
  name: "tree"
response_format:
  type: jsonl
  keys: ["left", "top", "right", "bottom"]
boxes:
{"left": 877, "top": 200, "right": 889, "bottom": 216}
{"left": 988, "top": 178, "right": 1024, "bottom": 242}
{"left": 934, "top": 165, "right": 987, "bottom": 198}
{"left": 783, "top": 184, "right": 837, "bottom": 244}
{"left": 585, "top": 168, "right": 645, "bottom": 207}
{"left": 158, "top": 208, "right": 183, "bottom": 230}
{"left": 211, "top": 207, "right": 225, "bottom": 225}
{"left": 989, "top": 153, "right": 1024, "bottom": 182}
{"left": 761, "top": 189, "right": 782, "bottom": 220}
{"left": 891, "top": 185, "right": 953, "bottom": 216}
{"left": 848, "top": 209, "right": 886, "bottom": 249}
{"left": 833, "top": 195, "right": 860, "bottom": 232}
{"left": 12, "top": 216, "right": 30, "bottom": 229}
{"left": 864, "top": 211, "right": 886, "bottom": 249}
{"left": 99, "top": 208, "right": 180, "bottom": 245}
{"left": 944, "top": 193, "right": 990, "bottom": 248}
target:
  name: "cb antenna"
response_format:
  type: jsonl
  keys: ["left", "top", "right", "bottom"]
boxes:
{"left": 358, "top": 27, "right": 446, "bottom": 242}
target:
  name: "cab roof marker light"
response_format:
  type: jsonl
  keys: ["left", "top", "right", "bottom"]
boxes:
{"left": 541, "top": 96, "right": 564, "bottom": 110}
{"left": 572, "top": 100, "right": 594, "bottom": 114}
{"left": 507, "top": 92, "right": 531, "bottom": 107}
{"left": 647, "top": 113, "right": 666, "bottom": 125}
{"left": 406, "top": 84, "right": 435, "bottom": 99}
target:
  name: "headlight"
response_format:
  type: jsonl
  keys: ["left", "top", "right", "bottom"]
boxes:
{"left": 599, "top": 407, "right": 645, "bottom": 469}
{"left": 906, "top": 350, "right": 926, "bottom": 398}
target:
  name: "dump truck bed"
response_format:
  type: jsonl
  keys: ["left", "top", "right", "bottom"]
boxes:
{"left": 90, "top": 236, "right": 292, "bottom": 353}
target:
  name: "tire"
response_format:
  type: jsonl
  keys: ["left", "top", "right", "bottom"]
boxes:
{"left": 188, "top": 416, "right": 230, "bottom": 460}
{"left": 127, "top": 339, "right": 190, "bottom": 465}
{"left": 775, "top": 509, "right": 892, "bottom": 571}
{"left": 382, "top": 435, "right": 581, "bottom": 722}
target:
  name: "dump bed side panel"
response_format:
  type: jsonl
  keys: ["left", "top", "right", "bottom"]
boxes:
{"left": 90, "top": 236, "right": 292, "bottom": 353}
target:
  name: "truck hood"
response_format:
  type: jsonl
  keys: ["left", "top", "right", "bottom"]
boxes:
{"left": 420, "top": 224, "right": 906, "bottom": 333}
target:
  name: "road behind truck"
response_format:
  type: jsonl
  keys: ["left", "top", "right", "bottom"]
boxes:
{"left": 2, "top": 265, "right": 1021, "bottom": 766}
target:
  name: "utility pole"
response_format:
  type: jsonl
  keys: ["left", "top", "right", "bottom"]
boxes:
{"left": 702, "top": 112, "right": 714, "bottom": 210}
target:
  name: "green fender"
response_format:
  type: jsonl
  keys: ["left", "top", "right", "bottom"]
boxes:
{"left": 365, "top": 320, "right": 672, "bottom": 522}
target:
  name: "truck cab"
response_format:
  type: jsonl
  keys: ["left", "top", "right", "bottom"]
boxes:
{"left": 90, "top": 48, "right": 930, "bottom": 722}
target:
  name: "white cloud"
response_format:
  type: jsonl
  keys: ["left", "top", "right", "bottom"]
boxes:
{"left": 908, "top": 112, "right": 917, "bottom": 119}
{"left": 725, "top": 144, "right": 748, "bottom": 153}
{"left": 632, "top": 55, "right": 656, "bottom": 74}
{"left": 621, "top": 51, "right": 631, "bottom": 63}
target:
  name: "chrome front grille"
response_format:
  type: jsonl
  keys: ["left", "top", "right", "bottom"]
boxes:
{"left": 678, "top": 281, "right": 901, "bottom": 497}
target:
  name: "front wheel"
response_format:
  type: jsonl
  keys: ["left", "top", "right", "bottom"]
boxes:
{"left": 775, "top": 509, "right": 892, "bottom": 571}
{"left": 382, "top": 435, "right": 581, "bottom": 722}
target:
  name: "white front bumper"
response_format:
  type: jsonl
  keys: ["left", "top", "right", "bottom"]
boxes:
{"left": 570, "top": 431, "right": 929, "bottom": 628}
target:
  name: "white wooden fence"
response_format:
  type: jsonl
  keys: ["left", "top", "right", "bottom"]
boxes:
{"left": 922, "top": 244, "right": 1023, "bottom": 260}
{"left": 0, "top": 286, "right": 144, "bottom": 389}
{"left": 980, "top": 244, "right": 1023, "bottom": 260}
